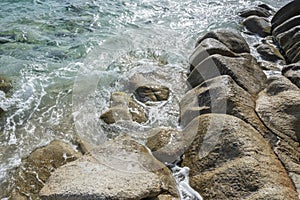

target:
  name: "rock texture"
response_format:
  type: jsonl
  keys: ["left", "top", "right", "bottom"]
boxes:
{"left": 9, "top": 140, "right": 82, "bottom": 200}
{"left": 195, "top": 29, "right": 250, "bottom": 54}
{"left": 100, "top": 92, "right": 147, "bottom": 124}
{"left": 182, "top": 114, "right": 298, "bottom": 200}
{"left": 243, "top": 16, "right": 271, "bottom": 37}
{"left": 40, "top": 137, "right": 178, "bottom": 199}
{"left": 282, "top": 63, "right": 300, "bottom": 88}
{"left": 239, "top": 6, "right": 272, "bottom": 18}
{"left": 187, "top": 54, "right": 267, "bottom": 96}
{"left": 256, "top": 75, "right": 300, "bottom": 197}
{"left": 271, "top": 0, "right": 300, "bottom": 63}
{"left": 134, "top": 85, "right": 170, "bottom": 103}
{"left": 180, "top": 75, "right": 270, "bottom": 138}
{"left": 0, "top": 76, "right": 12, "bottom": 94}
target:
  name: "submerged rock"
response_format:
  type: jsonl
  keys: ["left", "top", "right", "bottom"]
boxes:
{"left": 134, "top": 85, "right": 170, "bottom": 103}
{"left": 195, "top": 29, "right": 250, "bottom": 54}
{"left": 40, "top": 137, "right": 179, "bottom": 199}
{"left": 187, "top": 54, "right": 266, "bottom": 96}
{"left": 255, "top": 75, "right": 300, "bottom": 196}
{"left": 182, "top": 114, "right": 298, "bottom": 200}
{"left": 100, "top": 92, "right": 147, "bottom": 124}
{"left": 0, "top": 76, "right": 12, "bottom": 94}
{"left": 9, "top": 140, "right": 82, "bottom": 200}
{"left": 243, "top": 16, "right": 271, "bottom": 37}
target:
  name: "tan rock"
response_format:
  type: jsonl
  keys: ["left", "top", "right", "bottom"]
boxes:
{"left": 182, "top": 114, "right": 298, "bottom": 200}
{"left": 9, "top": 140, "right": 82, "bottom": 200}
{"left": 134, "top": 85, "right": 170, "bottom": 103}
{"left": 187, "top": 54, "right": 267, "bottom": 96}
{"left": 40, "top": 137, "right": 178, "bottom": 199}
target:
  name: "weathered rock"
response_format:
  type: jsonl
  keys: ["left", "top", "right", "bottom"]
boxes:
{"left": 189, "top": 38, "right": 238, "bottom": 72}
{"left": 275, "top": 26, "right": 300, "bottom": 53}
{"left": 40, "top": 137, "right": 178, "bottom": 199}
{"left": 239, "top": 6, "right": 271, "bottom": 18}
{"left": 243, "top": 16, "right": 271, "bottom": 37}
{"left": 257, "top": 4, "right": 274, "bottom": 12}
{"left": 146, "top": 128, "right": 184, "bottom": 163}
{"left": 256, "top": 43, "right": 284, "bottom": 62}
{"left": 187, "top": 54, "right": 267, "bottom": 96}
{"left": 282, "top": 63, "right": 300, "bottom": 88}
{"left": 256, "top": 75, "right": 300, "bottom": 197}
{"left": 272, "top": 15, "right": 300, "bottom": 37}
{"left": 195, "top": 29, "right": 250, "bottom": 54}
{"left": 134, "top": 85, "right": 170, "bottom": 103}
{"left": 182, "top": 114, "right": 298, "bottom": 200}
{"left": 9, "top": 140, "right": 82, "bottom": 200}
{"left": 100, "top": 92, "right": 147, "bottom": 124}
{"left": 286, "top": 41, "right": 300, "bottom": 63}
{"left": 180, "top": 75, "right": 270, "bottom": 139}
{"left": 271, "top": 0, "right": 300, "bottom": 30}
{"left": 0, "top": 76, "right": 12, "bottom": 93}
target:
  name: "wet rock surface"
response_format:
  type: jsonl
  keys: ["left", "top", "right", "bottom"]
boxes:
{"left": 239, "top": 6, "right": 272, "bottom": 18}
{"left": 100, "top": 92, "right": 147, "bottom": 124}
{"left": 9, "top": 140, "right": 82, "bottom": 200}
{"left": 243, "top": 16, "right": 271, "bottom": 37}
{"left": 40, "top": 137, "right": 178, "bottom": 200}
{"left": 134, "top": 85, "right": 170, "bottom": 103}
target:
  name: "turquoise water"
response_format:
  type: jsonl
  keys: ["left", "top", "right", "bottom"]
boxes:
{"left": 0, "top": 0, "right": 290, "bottom": 197}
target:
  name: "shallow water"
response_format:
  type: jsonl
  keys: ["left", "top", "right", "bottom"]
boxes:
{"left": 0, "top": 0, "right": 290, "bottom": 198}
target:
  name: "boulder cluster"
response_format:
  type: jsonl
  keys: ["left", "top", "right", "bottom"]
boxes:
{"left": 6, "top": 1, "right": 300, "bottom": 199}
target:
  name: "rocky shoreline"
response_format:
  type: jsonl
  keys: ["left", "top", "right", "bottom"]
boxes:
{"left": 5, "top": 0, "right": 300, "bottom": 199}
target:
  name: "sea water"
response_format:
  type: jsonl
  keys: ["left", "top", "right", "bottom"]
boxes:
{"left": 0, "top": 0, "right": 290, "bottom": 198}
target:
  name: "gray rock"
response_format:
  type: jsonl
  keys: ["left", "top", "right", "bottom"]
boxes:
{"left": 257, "top": 4, "right": 274, "bottom": 12}
{"left": 100, "top": 92, "right": 147, "bottom": 124}
{"left": 286, "top": 41, "right": 300, "bottom": 63}
{"left": 195, "top": 29, "right": 250, "bottom": 54}
{"left": 187, "top": 54, "right": 267, "bottom": 96}
{"left": 9, "top": 140, "right": 82, "bottom": 200}
{"left": 272, "top": 15, "right": 300, "bottom": 37}
{"left": 256, "top": 43, "right": 284, "bottom": 62}
{"left": 182, "top": 114, "right": 298, "bottom": 200}
{"left": 180, "top": 75, "right": 270, "bottom": 139}
{"left": 243, "top": 16, "right": 271, "bottom": 37}
{"left": 275, "top": 26, "right": 300, "bottom": 52}
{"left": 282, "top": 63, "right": 300, "bottom": 88}
{"left": 134, "top": 85, "right": 170, "bottom": 103}
{"left": 271, "top": 0, "right": 300, "bottom": 30}
{"left": 189, "top": 38, "right": 238, "bottom": 72}
{"left": 40, "top": 137, "right": 178, "bottom": 199}
{"left": 239, "top": 6, "right": 271, "bottom": 18}
{"left": 256, "top": 75, "right": 300, "bottom": 197}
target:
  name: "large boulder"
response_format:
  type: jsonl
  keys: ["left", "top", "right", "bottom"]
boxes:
{"left": 189, "top": 38, "right": 238, "bottom": 72}
{"left": 181, "top": 114, "right": 298, "bottom": 200}
{"left": 275, "top": 26, "right": 300, "bottom": 53}
{"left": 256, "top": 42, "right": 284, "bottom": 62}
{"left": 282, "top": 63, "right": 300, "bottom": 88}
{"left": 256, "top": 75, "right": 300, "bottom": 197}
{"left": 242, "top": 16, "right": 271, "bottom": 37}
{"left": 40, "top": 137, "right": 179, "bottom": 199}
{"left": 286, "top": 41, "right": 300, "bottom": 63}
{"left": 271, "top": 0, "right": 300, "bottom": 30}
{"left": 180, "top": 75, "right": 271, "bottom": 139}
{"left": 187, "top": 54, "right": 267, "bottom": 96}
{"left": 272, "top": 15, "right": 300, "bottom": 37}
{"left": 195, "top": 29, "right": 250, "bottom": 54}
{"left": 9, "top": 140, "right": 82, "bottom": 200}
{"left": 100, "top": 92, "right": 147, "bottom": 124}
